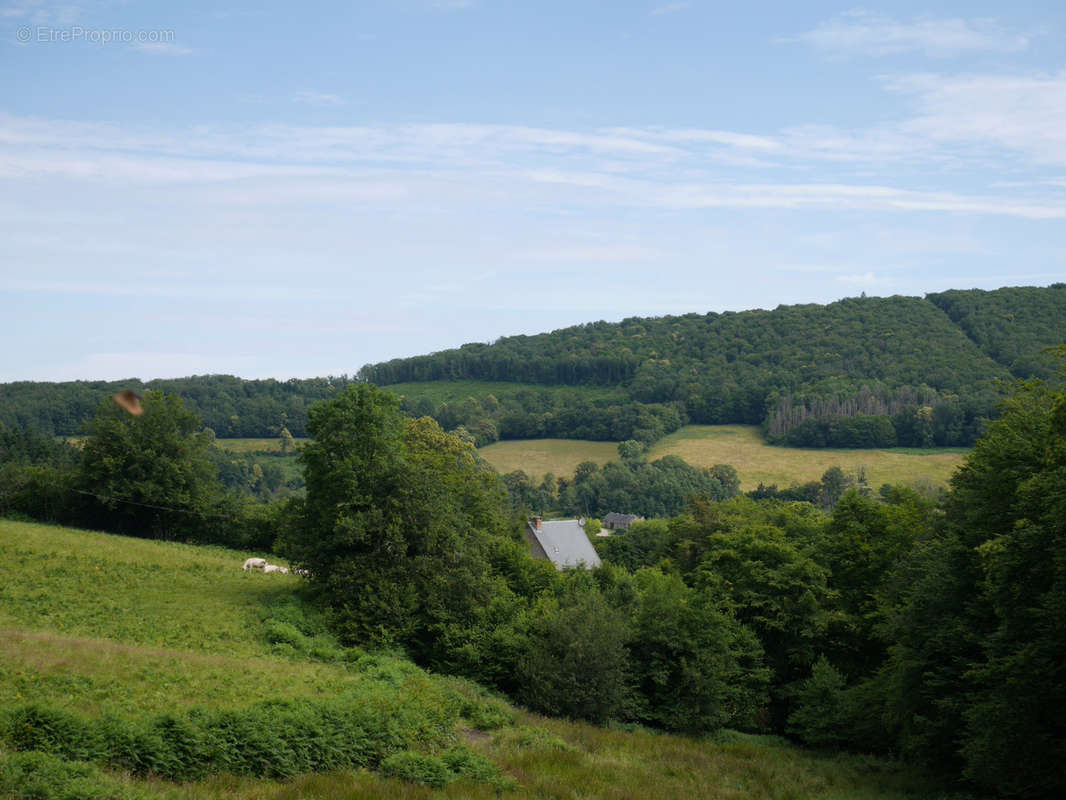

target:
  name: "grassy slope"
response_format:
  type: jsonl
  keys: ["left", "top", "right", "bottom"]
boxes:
{"left": 0, "top": 520, "right": 944, "bottom": 799}
{"left": 477, "top": 425, "right": 968, "bottom": 489}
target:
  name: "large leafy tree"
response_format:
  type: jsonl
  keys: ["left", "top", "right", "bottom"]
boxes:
{"left": 627, "top": 568, "right": 769, "bottom": 733}
{"left": 864, "top": 376, "right": 1066, "bottom": 797}
{"left": 78, "top": 391, "right": 220, "bottom": 539}
{"left": 946, "top": 380, "right": 1066, "bottom": 796}
{"left": 516, "top": 588, "right": 633, "bottom": 725}
{"left": 281, "top": 383, "right": 517, "bottom": 657}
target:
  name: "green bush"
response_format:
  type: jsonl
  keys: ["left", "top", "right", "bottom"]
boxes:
{"left": 787, "top": 657, "right": 850, "bottom": 749}
{"left": 0, "top": 749, "right": 161, "bottom": 800}
{"left": 380, "top": 751, "right": 454, "bottom": 788}
{"left": 437, "top": 676, "right": 515, "bottom": 731}
{"left": 263, "top": 620, "right": 309, "bottom": 650}
{"left": 0, "top": 686, "right": 474, "bottom": 783}
{"left": 442, "top": 747, "right": 505, "bottom": 784}
{"left": 464, "top": 697, "right": 514, "bottom": 731}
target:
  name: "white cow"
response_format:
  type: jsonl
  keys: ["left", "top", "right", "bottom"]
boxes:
{"left": 242, "top": 557, "right": 268, "bottom": 571}
{"left": 263, "top": 564, "right": 289, "bottom": 574}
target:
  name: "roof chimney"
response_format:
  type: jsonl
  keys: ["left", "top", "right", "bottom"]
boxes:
{"left": 532, "top": 516, "right": 542, "bottom": 530}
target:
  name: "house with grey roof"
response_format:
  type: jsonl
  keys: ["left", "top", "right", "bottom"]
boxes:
{"left": 525, "top": 517, "right": 602, "bottom": 570}
{"left": 603, "top": 512, "right": 644, "bottom": 532}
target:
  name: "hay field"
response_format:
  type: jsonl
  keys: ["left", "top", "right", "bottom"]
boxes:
{"left": 476, "top": 439, "right": 621, "bottom": 478}
{"left": 214, "top": 438, "right": 307, "bottom": 453}
{"left": 649, "top": 425, "right": 968, "bottom": 490}
{"left": 478, "top": 426, "right": 968, "bottom": 490}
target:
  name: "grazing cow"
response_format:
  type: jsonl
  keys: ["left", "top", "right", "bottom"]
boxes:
{"left": 292, "top": 568, "right": 310, "bottom": 577}
{"left": 263, "top": 564, "right": 289, "bottom": 574}
{"left": 242, "top": 557, "right": 268, "bottom": 571}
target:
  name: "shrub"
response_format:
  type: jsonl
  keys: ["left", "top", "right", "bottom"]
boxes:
{"left": 787, "top": 656, "right": 849, "bottom": 749}
{"left": 0, "top": 749, "right": 160, "bottom": 800}
{"left": 0, "top": 687, "right": 473, "bottom": 783}
{"left": 516, "top": 592, "right": 633, "bottom": 724}
{"left": 380, "top": 751, "right": 453, "bottom": 788}
{"left": 437, "top": 676, "right": 515, "bottom": 731}
{"left": 441, "top": 747, "right": 500, "bottom": 782}
{"left": 263, "top": 620, "right": 308, "bottom": 650}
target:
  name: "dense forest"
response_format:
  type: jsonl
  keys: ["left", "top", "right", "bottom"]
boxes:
{"left": 2, "top": 286, "right": 1064, "bottom": 448}
{"left": 365, "top": 286, "right": 1066, "bottom": 447}
{"left": 928, "top": 286, "right": 1066, "bottom": 379}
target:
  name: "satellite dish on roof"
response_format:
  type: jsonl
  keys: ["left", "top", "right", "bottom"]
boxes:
{"left": 578, "top": 518, "right": 586, "bottom": 527}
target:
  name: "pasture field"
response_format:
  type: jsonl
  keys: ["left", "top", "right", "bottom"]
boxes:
{"left": 478, "top": 425, "right": 968, "bottom": 489}
{"left": 477, "top": 439, "right": 621, "bottom": 478}
{"left": 213, "top": 438, "right": 307, "bottom": 454}
{"left": 0, "top": 519, "right": 947, "bottom": 799}
{"left": 648, "top": 426, "right": 969, "bottom": 490}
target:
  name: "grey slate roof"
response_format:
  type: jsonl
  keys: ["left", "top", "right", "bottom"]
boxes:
{"left": 528, "top": 519, "right": 602, "bottom": 570}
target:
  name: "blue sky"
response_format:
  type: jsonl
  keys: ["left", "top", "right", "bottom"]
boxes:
{"left": 2, "top": 1, "right": 1064, "bottom": 381}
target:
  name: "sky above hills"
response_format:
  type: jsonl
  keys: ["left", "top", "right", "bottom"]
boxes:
{"left": 2, "top": 1, "right": 1065, "bottom": 381}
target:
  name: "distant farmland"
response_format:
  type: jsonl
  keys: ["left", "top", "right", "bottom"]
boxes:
{"left": 214, "top": 437, "right": 307, "bottom": 453}
{"left": 479, "top": 425, "right": 968, "bottom": 491}
{"left": 215, "top": 427, "right": 969, "bottom": 492}
{"left": 477, "top": 439, "right": 621, "bottom": 478}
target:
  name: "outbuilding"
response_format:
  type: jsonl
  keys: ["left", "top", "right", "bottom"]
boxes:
{"left": 602, "top": 512, "right": 644, "bottom": 532}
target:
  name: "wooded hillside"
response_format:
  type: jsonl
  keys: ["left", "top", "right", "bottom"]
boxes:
{"left": 3, "top": 286, "right": 1064, "bottom": 447}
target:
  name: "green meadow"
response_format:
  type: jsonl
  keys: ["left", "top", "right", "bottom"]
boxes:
{"left": 477, "top": 425, "right": 969, "bottom": 490}
{"left": 477, "top": 438, "right": 622, "bottom": 479}
{"left": 0, "top": 518, "right": 948, "bottom": 799}
{"left": 212, "top": 438, "right": 301, "bottom": 454}
{"left": 648, "top": 425, "right": 969, "bottom": 490}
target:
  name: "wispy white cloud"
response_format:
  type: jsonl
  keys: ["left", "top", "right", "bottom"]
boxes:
{"left": 3, "top": 109, "right": 1066, "bottom": 220}
{"left": 651, "top": 2, "right": 689, "bottom": 16}
{"left": 135, "top": 41, "right": 193, "bottom": 56}
{"left": 885, "top": 72, "right": 1066, "bottom": 165}
{"left": 515, "top": 244, "right": 666, "bottom": 263}
{"left": 1, "top": 0, "right": 70, "bottom": 22}
{"left": 785, "top": 9, "right": 1033, "bottom": 58}
{"left": 430, "top": 0, "right": 475, "bottom": 10}
{"left": 291, "top": 90, "right": 344, "bottom": 106}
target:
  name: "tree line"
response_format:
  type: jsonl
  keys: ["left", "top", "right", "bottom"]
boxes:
{"left": 0, "top": 374, "right": 356, "bottom": 438}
